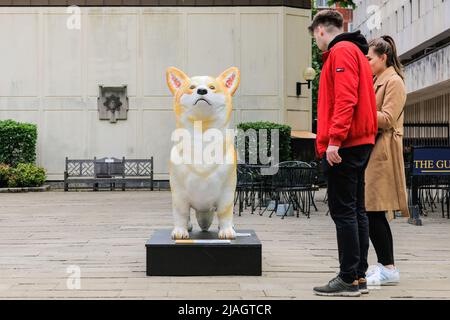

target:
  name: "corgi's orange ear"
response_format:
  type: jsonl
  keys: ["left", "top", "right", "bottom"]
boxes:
{"left": 217, "top": 67, "right": 240, "bottom": 96}
{"left": 166, "top": 67, "right": 189, "bottom": 95}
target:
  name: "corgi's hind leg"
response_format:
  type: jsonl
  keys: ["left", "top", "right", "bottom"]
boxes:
{"left": 217, "top": 201, "right": 236, "bottom": 239}
{"left": 171, "top": 198, "right": 191, "bottom": 239}
{"left": 195, "top": 210, "right": 214, "bottom": 232}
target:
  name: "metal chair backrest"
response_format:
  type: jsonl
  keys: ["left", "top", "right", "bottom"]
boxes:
{"left": 277, "top": 161, "right": 311, "bottom": 167}
{"left": 271, "top": 166, "right": 317, "bottom": 189}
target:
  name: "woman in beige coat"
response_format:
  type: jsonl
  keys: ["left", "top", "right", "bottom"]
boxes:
{"left": 365, "top": 35, "right": 409, "bottom": 287}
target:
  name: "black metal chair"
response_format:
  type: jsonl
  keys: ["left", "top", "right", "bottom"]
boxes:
{"left": 235, "top": 162, "right": 319, "bottom": 219}
{"left": 266, "top": 166, "right": 318, "bottom": 219}
{"left": 234, "top": 164, "right": 273, "bottom": 216}
{"left": 234, "top": 164, "right": 250, "bottom": 216}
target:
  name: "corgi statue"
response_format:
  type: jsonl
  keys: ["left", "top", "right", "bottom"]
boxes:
{"left": 166, "top": 67, "right": 240, "bottom": 240}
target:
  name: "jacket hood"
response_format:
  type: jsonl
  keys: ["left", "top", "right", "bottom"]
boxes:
{"left": 328, "top": 30, "right": 369, "bottom": 55}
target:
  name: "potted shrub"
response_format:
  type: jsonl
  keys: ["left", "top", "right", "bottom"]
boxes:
{"left": 0, "top": 163, "right": 11, "bottom": 188}
{"left": 7, "top": 163, "right": 46, "bottom": 188}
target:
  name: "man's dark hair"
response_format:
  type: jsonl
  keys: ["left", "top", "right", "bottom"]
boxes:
{"left": 308, "top": 10, "right": 344, "bottom": 34}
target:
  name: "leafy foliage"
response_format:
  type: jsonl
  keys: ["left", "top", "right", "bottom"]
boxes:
{"left": 0, "top": 119, "right": 37, "bottom": 167}
{"left": 6, "top": 163, "right": 46, "bottom": 188}
{"left": 311, "top": 1, "right": 322, "bottom": 131}
{"left": 328, "top": 0, "right": 356, "bottom": 9}
{"left": 0, "top": 163, "right": 11, "bottom": 188}
{"left": 236, "top": 122, "right": 292, "bottom": 164}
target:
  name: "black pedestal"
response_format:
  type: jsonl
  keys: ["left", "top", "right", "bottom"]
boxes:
{"left": 145, "top": 229, "right": 262, "bottom": 276}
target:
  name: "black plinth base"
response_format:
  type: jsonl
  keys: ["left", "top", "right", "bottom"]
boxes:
{"left": 145, "top": 229, "right": 262, "bottom": 276}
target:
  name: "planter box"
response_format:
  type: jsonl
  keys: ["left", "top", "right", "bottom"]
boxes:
{"left": 0, "top": 185, "right": 50, "bottom": 193}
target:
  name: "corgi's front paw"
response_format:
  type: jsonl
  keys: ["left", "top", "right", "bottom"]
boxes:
{"left": 171, "top": 227, "right": 190, "bottom": 239}
{"left": 218, "top": 227, "right": 236, "bottom": 239}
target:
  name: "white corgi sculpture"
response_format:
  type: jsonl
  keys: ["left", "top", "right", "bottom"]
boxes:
{"left": 166, "top": 67, "right": 240, "bottom": 240}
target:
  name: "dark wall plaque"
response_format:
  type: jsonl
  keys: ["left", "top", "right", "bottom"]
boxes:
{"left": 98, "top": 85, "right": 128, "bottom": 123}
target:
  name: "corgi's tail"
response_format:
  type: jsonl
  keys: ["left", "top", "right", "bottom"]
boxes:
{"left": 195, "top": 210, "right": 214, "bottom": 232}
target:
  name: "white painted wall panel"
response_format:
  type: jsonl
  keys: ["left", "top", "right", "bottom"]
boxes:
{"left": 240, "top": 13, "right": 279, "bottom": 96}
{"left": 142, "top": 13, "right": 184, "bottom": 97}
{"left": 44, "top": 14, "right": 83, "bottom": 97}
{"left": 187, "top": 13, "right": 236, "bottom": 77}
{"left": 42, "top": 110, "right": 86, "bottom": 174}
{"left": 87, "top": 13, "right": 138, "bottom": 97}
{"left": 0, "top": 14, "right": 38, "bottom": 97}
{"left": 141, "top": 110, "right": 176, "bottom": 176}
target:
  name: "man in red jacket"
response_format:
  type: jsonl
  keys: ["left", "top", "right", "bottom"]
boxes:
{"left": 308, "top": 10, "right": 378, "bottom": 297}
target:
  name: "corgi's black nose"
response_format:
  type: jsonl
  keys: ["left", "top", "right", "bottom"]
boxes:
{"left": 197, "top": 88, "right": 208, "bottom": 95}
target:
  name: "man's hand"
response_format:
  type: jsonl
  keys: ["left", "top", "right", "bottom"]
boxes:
{"left": 326, "top": 145, "right": 342, "bottom": 166}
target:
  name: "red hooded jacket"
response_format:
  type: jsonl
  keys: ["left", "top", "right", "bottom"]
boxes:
{"left": 316, "top": 31, "right": 378, "bottom": 159}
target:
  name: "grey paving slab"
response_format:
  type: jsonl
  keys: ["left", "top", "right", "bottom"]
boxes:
{"left": 0, "top": 189, "right": 449, "bottom": 299}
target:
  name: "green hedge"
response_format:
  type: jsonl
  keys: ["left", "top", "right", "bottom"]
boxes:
{"left": 1, "top": 163, "right": 46, "bottom": 188}
{"left": 0, "top": 163, "right": 10, "bottom": 188}
{"left": 236, "top": 121, "right": 292, "bottom": 165}
{"left": 0, "top": 119, "right": 37, "bottom": 167}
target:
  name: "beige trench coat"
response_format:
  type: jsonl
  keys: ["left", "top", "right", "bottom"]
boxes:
{"left": 365, "top": 66, "right": 410, "bottom": 220}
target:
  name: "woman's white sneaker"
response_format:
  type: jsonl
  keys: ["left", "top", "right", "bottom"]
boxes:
{"left": 367, "top": 264, "right": 400, "bottom": 286}
{"left": 366, "top": 264, "right": 381, "bottom": 286}
{"left": 379, "top": 265, "right": 400, "bottom": 285}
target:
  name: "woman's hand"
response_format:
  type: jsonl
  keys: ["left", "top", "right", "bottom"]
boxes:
{"left": 326, "top": 145, "right": 342, "bottom": 166}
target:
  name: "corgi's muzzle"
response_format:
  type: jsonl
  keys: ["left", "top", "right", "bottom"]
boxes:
{"left": 194, "top": 87, "right": 212, "bottom": 106}
{"left": 194, "top": 98, "right": 212, "bottom": 106}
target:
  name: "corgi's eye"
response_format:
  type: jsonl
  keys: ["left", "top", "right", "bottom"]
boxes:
{"left": 209, "top": 85, "right": 215, "bottom": 90}
{"left": 189, "top": 85, "right": 196, "bottom": 90}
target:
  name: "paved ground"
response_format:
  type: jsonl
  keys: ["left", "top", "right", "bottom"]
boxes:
{"left": 1, "top": 189, "right": 450, "bottom": 300}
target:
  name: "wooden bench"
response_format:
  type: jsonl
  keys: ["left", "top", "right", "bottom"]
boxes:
{"left": 64, "top": 156, "right": 154, "bottom": 191}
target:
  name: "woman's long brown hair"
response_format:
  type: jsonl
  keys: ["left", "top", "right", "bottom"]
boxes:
{"left": 369, "top": 35, "right": 404, "bottom": 81}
